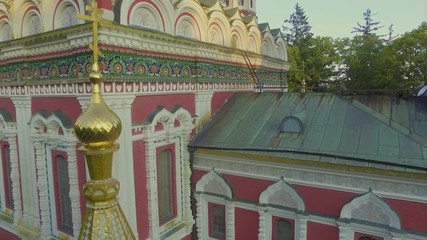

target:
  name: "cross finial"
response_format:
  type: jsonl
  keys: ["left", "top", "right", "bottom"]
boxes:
{"left": 77, "top": 1, "right": 109, "bottom": 67}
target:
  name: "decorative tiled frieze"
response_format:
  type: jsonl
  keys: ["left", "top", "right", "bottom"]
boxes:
{"left": 0, "top": 51, "right": 285, "bottom": 85}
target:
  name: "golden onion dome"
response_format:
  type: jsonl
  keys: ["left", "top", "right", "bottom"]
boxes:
{"left": 74, "top": 64, "right": 122, "bottom": 148}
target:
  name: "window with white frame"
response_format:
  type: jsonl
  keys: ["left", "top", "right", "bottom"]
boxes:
{"left": 258, "top": 178, "right": 307, "bottom": 240}
{"left": 209, "top": 203, "right": 225, "bottom": 239}
{"left": 157, "top": 148, "right": 176, "bottom": 224}
{"left": 195, "top": 169, "right": 235, "bottom": 240}
{"left": 138, "top": 106, "right": 194, "bottom": 239}
{"left": 274, "top": 218, "right": 293, "bottom": 240}
{"left": 29, "top": 111, "right": 81, "bottom": 239}
{"left": 0, "top": 108, "right": 20, "bottom": 222}
{"left": 53, "top": 154, "right": 73, "bottom": 235}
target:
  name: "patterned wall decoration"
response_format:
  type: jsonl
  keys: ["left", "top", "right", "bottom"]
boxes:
{"left": 0, "top": 52, "right": 286, "bottom": 85}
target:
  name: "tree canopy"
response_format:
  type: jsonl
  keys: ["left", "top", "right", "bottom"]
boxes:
{"left": 282, "top": 6, "right": 426, "bottom": 94}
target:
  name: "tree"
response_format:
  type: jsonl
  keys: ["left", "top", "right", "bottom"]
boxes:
{"left": 341, "top": 34, "right": 385, "bottom": 90}
{"left": 386, "top": 22, "right": 427, "bottom": 88}
{"left": 352, "top": 9, "right": 383, "bottom": 36}
{"left": 283, "top": 3, "right": 313, "bottom": 46}
{"left": 286, "top": 37, "right": 339, "bottom": 92}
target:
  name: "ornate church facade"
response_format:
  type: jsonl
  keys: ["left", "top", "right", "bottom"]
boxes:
{"left": 0, "top": 0, "right": 288, "bottom": 239}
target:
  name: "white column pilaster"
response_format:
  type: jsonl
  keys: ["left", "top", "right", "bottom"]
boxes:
{"left": 226, "top": 201, "right": 235, "bottom": 240}
{"left": 144, "top": 139, "right": 158, "bottom": 238}
{"left": 180, "top": 132, "right": 193, "bottom": 224}
{"left": 11, "top": 96, "right": 39, "bottom": 226}
{"left": 195, "top": 194, "right": 205, "bottom": 240}
{"left": 105, "top": 95, "right": 137, "bottom": 236}
{"left": 297, "top": 216, "right": 308, "bottom": 240}
{"left": 65, "top": 145, "right": 82, "bottom": 238}
{"left": 5, "top": 132, "right": 23, "bottom": 224}
{"left": 194, "top": 91, "right": 213, "bottom": 130}
{"left": 257, "top": 210, "right": 267, "bottom": 240}
{"left": 33, "top": 139, "right": 51, "bottom": 239}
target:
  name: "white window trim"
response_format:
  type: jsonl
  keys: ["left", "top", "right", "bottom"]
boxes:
{"left": 195, "top": 169, "right": 235, "bottom": 240}
{"left": 338, "top": 190, "right": 401, "bottom": 240}
{"left": 140, "top": 106, "right": 194, "bottom": 240}
{"left": 258, "top": 178, "right": 307, "bottom": 240}
{"left": 29, "top": 112, "right": 81, "bottom": 239}
{"left": 0, "top": 110, "right": 22, "bottom": 223}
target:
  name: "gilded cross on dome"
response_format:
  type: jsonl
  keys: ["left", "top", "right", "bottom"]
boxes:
{"left": 77, "top": 0, "right": 109, "bottom": 65}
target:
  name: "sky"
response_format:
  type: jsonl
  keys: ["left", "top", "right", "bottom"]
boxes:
{"left": 256, "top": 0, "right": 427, "bottom": 38}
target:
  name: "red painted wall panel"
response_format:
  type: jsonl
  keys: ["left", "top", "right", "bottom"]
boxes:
{"left": 295, "top": 185, "right": 357, "bottom": 217}
{"left": 235, "top": 208, "right": 259, "bottom": 240}
{"left": 307, "top": 222, "right": 339, "bottom": 240}
{"left": 0, "top": 98, "right": 16, "bottom": 119}
{"left": 32, "top": 97, "right": 81, "bottom": 121}
{"left": 211, "top": 92, "right": 234, "bottom": 116}
{"left": 133, "top": 140, "right": 149, "bottom": 239}
{"left": 0, "top": 228, "right": 20, "bottom": 240}
{"left": 354, "top": 232, "right": 383, "bottom": 240}
{"left": 132, "top": 94, "right": 195, "bottom": 123}
{"left": 181, "top": 233, "right": 193, "bottom": 240}
{"left": 222, "top": 174, "right": 273, "bottom": 202}
{"left": 386, "top": 198, "right": 427, "bottom": 233}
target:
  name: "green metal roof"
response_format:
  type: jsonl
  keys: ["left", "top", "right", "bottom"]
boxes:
{"left": 190, "top": 93, "right": 427, "bottom": 171}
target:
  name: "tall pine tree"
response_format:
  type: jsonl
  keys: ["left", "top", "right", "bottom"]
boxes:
{"left": 352, "top": 9, "right": 383, "bottom": 36}
{"left": 283, "top": 3, "right": 313, "bottom": 46}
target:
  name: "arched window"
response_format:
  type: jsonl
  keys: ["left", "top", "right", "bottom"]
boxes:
{"left": 0, "top": 22, "right": 12, "bottom": 42}
{"left": 210, "top": 204, "right": 225, "bottom": 239}
{"left": 280, "top": 116, "right": 303, "bottom": 133}
{"left": 220, "top": 0, "right": 229, "bottom": 7}
{"left": 54, "top": 155, "right": 73, "bottom": 235}
{"left": 276, "top": 219, "right": 293, "bottom": 240}
{"left": 24, "top": 13, "right": 41, "bottom": 36}
{"left": 157, "top": 149, "right": 175, "bottom": 224}
{"left": 2, "top": 145, "right": 13, "bottom": 210}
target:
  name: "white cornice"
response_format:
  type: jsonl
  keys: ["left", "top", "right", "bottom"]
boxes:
{"left": 193, "top": 153, "right": 427, "bottom": 203}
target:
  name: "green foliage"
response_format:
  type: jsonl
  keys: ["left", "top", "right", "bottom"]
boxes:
{"left": 283, "top": 7, "right": 425, "bottom": 93}
{"left": 283, "top": 3, "right": 313, "bottom": 46}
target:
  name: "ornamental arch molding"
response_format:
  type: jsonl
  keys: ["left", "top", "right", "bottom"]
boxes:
{"left": 338, "top": 191, "right": 401, "bottom": 240}
{"left": 275, "top": 36, "right": 288, "bottom": 61}
{"left": 0, "top": 18, "right": 12, "bottom": 42}
{"left": 262, "top": 31, "right": 275, "bottom": 58}
{"left": 29, "top": 110, "right": 81, "bottom": 239}
{"left": 340, "top": 191, "right": 401, "bottom": 229}
{"left": 259, "top": 178, "right": 305, "bottom": 211}
{"left": 247, "top": 25, "right": 261, "bottom": 53}
{"left": 230, "top": 19, "right": 247, "bottom": 49}
{"left": 125, "top": 0, "right": 174, "bottom": 33}
{"left": 195, "top": 169, "right": 235, "bottom": 239}
{"left": 175, "top": 1, "right": 208, "bottom": 41}
{"left": 21, "top": 2, "right": 42, "bottom": 37}
{"left": 0, "top": 4, "right": 12, "bottom": 41}
{"left": 127, "top": 1, "right": 165, "bottom": 32}
{"left": 258, "top": 178, "right": 307, "bottom": 240}
{"left": 207, "top": 11, "right": 231, "bottom": 46}
{"left": 196, "top": 169, "right": 233, "bottom": 198}
{"left": 53, "top": 0, "right": 84, "bottom": 30}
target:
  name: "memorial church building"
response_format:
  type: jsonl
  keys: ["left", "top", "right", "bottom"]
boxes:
{"left": 0, "top": 0, "right": 426, "bottom": 240}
